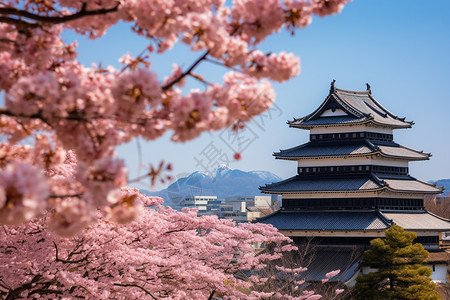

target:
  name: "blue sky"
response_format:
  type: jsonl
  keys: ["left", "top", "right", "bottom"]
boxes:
{"left": 64, "top": 0, "right": 450, "bottom": 191}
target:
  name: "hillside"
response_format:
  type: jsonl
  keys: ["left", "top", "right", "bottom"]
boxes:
{"left": 140, "top": 165, "right": 281, "bottom": 206}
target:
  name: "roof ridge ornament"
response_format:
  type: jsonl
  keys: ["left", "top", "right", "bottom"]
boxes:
{"left": 366, "top": 83, "right": 371, "bottom": 94}
{"left": 329, "top": 79, "right": 336, "bottom": 94}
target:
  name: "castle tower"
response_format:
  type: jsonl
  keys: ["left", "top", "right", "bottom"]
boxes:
{"left": 259, "top": 81, "right": 450, "bottom": 283}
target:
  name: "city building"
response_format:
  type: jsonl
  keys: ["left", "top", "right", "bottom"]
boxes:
{"left": 219, "top": 196, "right": 274, "bottom": 222}
{"left": 179, "top": 196, "right": 217, "bottom": 216}
{"left": 259, "top": 81, "right": 450, "bottom": 284}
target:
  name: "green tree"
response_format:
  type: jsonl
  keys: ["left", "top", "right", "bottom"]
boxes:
{"left": 355, "top": 225, "right": 440, "bottom": 300}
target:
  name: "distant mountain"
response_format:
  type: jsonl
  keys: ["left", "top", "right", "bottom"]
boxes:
{"left": 430, "top": 179, "right": 450, "bottom": 196}
{"left": 140, "top": 165, "right": 282, "bottom": 206}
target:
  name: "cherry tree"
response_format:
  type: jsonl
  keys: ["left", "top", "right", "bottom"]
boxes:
{"left": 0, "top": 2, "right": 352, "bottom": 298}
{"left": 0, "top": 188, "right": 313, "bottom": 299}
{"left": 0, "top": 0, "right": 350, "bottom": 232}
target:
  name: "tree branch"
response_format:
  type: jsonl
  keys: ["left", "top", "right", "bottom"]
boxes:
{"left": 28, "top": 288, "right": 62, "bottom": 297}
{"left": 48, "top": 193, "right": 83, "bottom": 199}
{"left": 162, "top": 51, "right": 209, "bottom": 91}
{"left": 5, "top": 275, "right": 42, "bottom": 300}
{"left": 208, "top": 289, "right": 216, "bottom": 300}
{"left": 53, "top": 242, "right": 89, "bottom": 264}
{"left": 0, "top": 3, "right": 120, "bottom": 25}
{"left": 114, "top": 283, "right": 158, "bottom": 300}
{"left": 0, "top": 16, "right": 37, "bottom": 28}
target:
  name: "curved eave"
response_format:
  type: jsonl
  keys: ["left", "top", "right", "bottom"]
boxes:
{"left": 427, "top": 211, "right": 450, "bottom": 223}
{"left": 381, "top": 211, "right": 450, "bottom": 231}
{"left": 383, "top": 180, "right": 444, "bottom": 195}
{"left": 334, "top": 88, "right": 414, "bottom": 128}
{"left": 288, "top": 119, "right": 413, "bottom": 130}
{"left": 378, "top": 144, "right": 431, "bottom": 160}
{"left": 287, "top": 119, "right": 372, "bottom": 130}
{"left": 364, "top": 93, "right": 415, "bottom": 126}
{"left": 370, "top": 119, "right": 413, "bottom": 129}
{"left": 273, "top": 151, "right": 430, "bottom": 161}
{"left": 259, "top": 186, "right": 387, "bottom": 195}
{"left": 384, "top": 187, "right": 443, "bottom": 195}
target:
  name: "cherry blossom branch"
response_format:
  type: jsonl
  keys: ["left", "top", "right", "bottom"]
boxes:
{"left": 28, "top": 288, "right": 63, "bottom": 297}
{"left": 4, "top": 275, "right": 43, "bottom": 299}
{"left": 114, "top": 283, "right": 158, "bottom": 300}
{"left": 0, "top": 15, "right": 37, "bottom": 28}
{"left": 162, "top": 51, "right": 209, "bottom": 91}
{"left": 189, "top": 73, "right": 213, "bottom": 86}
{"left": 53, "top": 242, "right": 89, "bottom": 264}
{"left": 207, "top": 289, "right": 216, "bottom": 300}
{"left": 0, "top": 280, "right": 11, "bottom": 291}
{"left": 0, "top": 3, "right": 120, "bottom": 25}
{"left": 204, "top": 57, "right": 240, "bottom": 71}
{"left": 48, "top": 194, "right": 83, "bottom": 199}
{"left": 127, "top": 173, "right": 153, "bottom": 184}
{"left": 0, "top": 38, "right": 17, "bottom": 45}
{"left": 0, "top": 107, "right": 168, "bottom": 125}
{"left": 82, "top": 122, "right": 99, "bottom": 153}
{"left": 0, "top": 107, "right": 91, "bottom": 122}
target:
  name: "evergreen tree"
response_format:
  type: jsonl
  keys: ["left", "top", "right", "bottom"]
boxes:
{"left": 355, "top": 225, "right": 440, "bottom": 300}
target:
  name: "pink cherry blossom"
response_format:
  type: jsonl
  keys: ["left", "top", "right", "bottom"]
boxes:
{"left": 0, "top": 162, "right": 49, "bottom": 224}
{"left": 112, "top": 67, "right": 161, "bottom": 120}
{"left": 0, "top": 0, "right": 350, "bottom": 233}
{"left": 245, "top": 50, "right": 301, "bottom": 82}
{"left": 0, "top": 203, "right": 308, "bottom": 298}
{"left": 335, "top": 288, "right": 344, "bottom": 295}
{"left": 312, "top": 0, "right": 351, "bottom": 17}
{"left": 325, "top": 269, "right": 341, "bottom": 278}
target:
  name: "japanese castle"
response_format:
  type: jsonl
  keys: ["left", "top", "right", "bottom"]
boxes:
{"left": 259, "top": 81, "right": 450, "bottom": 284}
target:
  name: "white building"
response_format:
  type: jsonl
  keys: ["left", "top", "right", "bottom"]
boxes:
{"left": 219, "top": 195, "right": 274, "bottom": 222}
{"left": 180, "top": 196, "right": 217, "bottom": 215}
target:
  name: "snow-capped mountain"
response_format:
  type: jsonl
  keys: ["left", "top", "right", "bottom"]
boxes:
{"left": 140, "top": 165, "right": 281, "bottom": 206}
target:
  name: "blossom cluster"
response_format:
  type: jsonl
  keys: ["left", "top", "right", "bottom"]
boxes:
{"left": 0, "top": 204, "right": 300, "bottom": 299}
{"left": 0, "top": 0, "right": 350, "bottom": 232}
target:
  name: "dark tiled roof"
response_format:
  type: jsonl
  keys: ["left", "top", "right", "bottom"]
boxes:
{"left": 274, "top": 142, "right": 372, "bottom": 158}
{"left": 260, "top": 175, "right": 383, "bottom": 194}
{"left": 257, "top": 210, "right": 390, "bottom": 230}
{"left": 274, "top": 140, "right": 429, "bottom": 160}
{"left": 381, "top": 211, "right": 450, "bottom": 231}
{"left": 288, "top": 85, "right": 413, "bottom": 129}
{"left": 260, "top": 174, "right": 443, "bottom": 194}
{"left": 291, "top": 116, "right": 367, "bottom": 126}
{"left": 302, "top": 248, "right": 363, "bottom": 283}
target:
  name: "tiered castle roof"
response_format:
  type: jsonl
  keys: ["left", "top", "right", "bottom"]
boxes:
{"left": 288, "top": 81, "right": 413, "bottom": 129}
{"left": 274, "top": 140, "right": 430, "bottom": 161}
{"left": 260, "top": 81, "right": 443, "bottom": 196}
{"left": 259, "top": 81, "right": 449, "bottom": 232}
{"left": 261, "top": 174, "right": 442, "bottom": 194}
{"left": 258, "top": 81, "right": 450, "bottom": 285}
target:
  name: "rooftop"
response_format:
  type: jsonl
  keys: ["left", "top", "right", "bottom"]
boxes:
{"left": 260, "top": 174, "right": 383, "bottom": 194}
{"left": 381, "top": 211, "right": 450, "bottom": 231}
{"left": 274, "top": 140, "right": 430, "bottom": 161}
{"left": 260, "top": 173, "right": 443, "bottom": 195}
{"left": 257, "top": 210, "right": 391, "bottom": 231}
{"left": 288, "top": 81, "right": 413, "bottom": 129}
{"left": 257, "top": 209, "right": 450, "bottom": 232}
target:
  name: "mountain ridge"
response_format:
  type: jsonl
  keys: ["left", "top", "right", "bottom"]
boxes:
{"left": 140, "top": 165, "right": 282, "bottom": 206}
